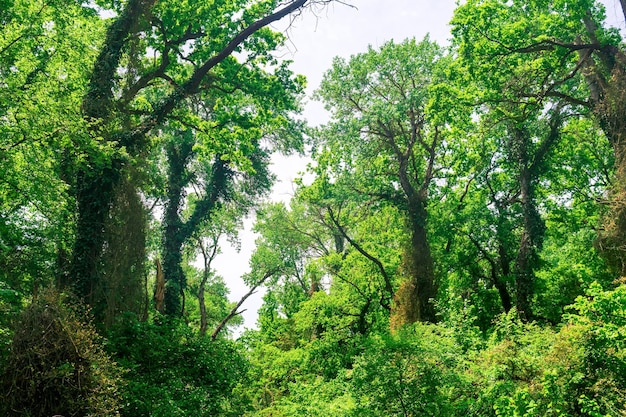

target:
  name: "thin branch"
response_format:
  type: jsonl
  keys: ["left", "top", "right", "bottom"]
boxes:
{"left": 327, "top": 206, "right": 394, "bottom": 310}
{"left": 211, "top": 268, "right": 278, "bottom": 340}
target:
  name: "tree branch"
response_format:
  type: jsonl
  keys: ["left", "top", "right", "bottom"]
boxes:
{"left": 327, "top": 206, "right": 394, "bottom": 310}
{"left": 134, "top": 0, "right": 312, "bottom": 136}
{"left": 211, "top": 268, "right": 278, "bottom": 340}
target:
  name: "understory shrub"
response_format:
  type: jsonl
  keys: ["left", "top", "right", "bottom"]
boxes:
{"left": 0, "top": 288, "right": 122, "bottom": 417}
{"left": 107, "top": 314, "right": 250, "bottom": 417}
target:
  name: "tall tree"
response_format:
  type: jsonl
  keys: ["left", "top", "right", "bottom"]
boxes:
{"left": 451, "top": 0, "right": 626, "bottom": 274}
{"left": 158, "top": 55, "right": 304, "bottom": 316}
{"left": 494, "top": 108, "right": 565, "bottom": 321}
{"left": 313, "top": 38, "right": 449, "bottom": 324}
{"left": 67, "top": 0, "right": 330, "bottom": 311}
{"left": 0, "top": 0, "right": 102, "bottom": 312}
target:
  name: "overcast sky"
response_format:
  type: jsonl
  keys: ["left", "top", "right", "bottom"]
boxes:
{"left": 212, "top": 0, "right": 626, "bottom": 335}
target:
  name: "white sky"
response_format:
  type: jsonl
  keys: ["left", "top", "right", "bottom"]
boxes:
{"left": 213, "top": 0, "right": 626, "bottom": 335}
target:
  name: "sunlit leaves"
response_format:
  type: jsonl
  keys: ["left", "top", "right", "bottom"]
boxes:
{"left": 0, "top": 0, "right": 103, "bottom": 302}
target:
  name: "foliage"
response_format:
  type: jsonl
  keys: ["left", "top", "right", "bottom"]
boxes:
{"left": 0, "top": 0, "right": 102, "bottom": 320}
{"left": 107, "top": 314, "right": 249, "bottom": 417}
{"left": 312, "top": 37, "right": 454, "bottom": 324}
{"left": 349, "top": 324, "right": 468, "bottom": 416}
{"left": 2, "top": 0, "right": 626, "bottom": 415}
{"left": 0, "top": 289, "right": 123, "bottom": 417}
{"left": 438, "top": 298, "right": 626, "bottom": 417}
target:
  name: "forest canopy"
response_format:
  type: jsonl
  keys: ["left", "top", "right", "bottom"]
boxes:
{"left": 1, "top": 0, "right": 626, "bottom": 416}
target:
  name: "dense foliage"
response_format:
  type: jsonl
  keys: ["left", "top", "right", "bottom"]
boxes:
{"left": 1, "top": 0, "right": 625, "bottom": 415}
{"left": 1, "top": 290, "right": 122, "bottom": 417}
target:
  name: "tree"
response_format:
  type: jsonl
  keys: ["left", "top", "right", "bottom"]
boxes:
{"left": 189, "top": 207, "right": 242, "bottom": 337}
{"left": 0, "top": 0, "right": 102, "bottom": 318}
{"left": 66, "top": 0, "right": 331, "bottom": 313}
{"left": 295, "top": 177, "right": 408, "bottom": 333}
{"left": 450, "top": 0, "right": 626, "bottom": 274}
{"left": 313, "top": 38, "right": 450, "bottom": 324}
{"left": 251, "top": 201, "right": 331, "bottom": 342}
{"left": 158, "top": 54, "right": 304, "bottom": 316}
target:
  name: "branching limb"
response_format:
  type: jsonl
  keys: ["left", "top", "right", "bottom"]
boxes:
{"left": 211, "top": 269, "right": 278, "bottom": 340}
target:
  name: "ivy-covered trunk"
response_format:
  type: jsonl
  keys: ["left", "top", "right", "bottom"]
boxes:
{"left": 68, "top": 162, "right": 121, "bottom": 304}
{"left": 515, "top": 165, "right": 542, "bottom": 322}
{"left": 162, "top": 131, "right": 232, "bottom": 317}
{"left": 392, "top": 153, "right": 437, "bottom": 326}
{"left": 509, "top": 116, "right": 559, "bottom": 322}
{"left": 575, "top": 15, "right": 626, "bottom": 275}
{"left": 66, "top": 0, "right": 155, "bottom": 302}
{"left": 162, "top": 133, "right": 194, "bottom": 316}
{"left": 593, "top": 54, "right": 626, "bottom": 275}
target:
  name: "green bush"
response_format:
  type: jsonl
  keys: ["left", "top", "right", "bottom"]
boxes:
{"left": 464, "top": 298, "right": 626, "bottom": 417}
{"left": 349, "top": 324, "right": 469, "bottom": 416}
{"left": 107, "top": 314, "right": 249, "bottom": 417}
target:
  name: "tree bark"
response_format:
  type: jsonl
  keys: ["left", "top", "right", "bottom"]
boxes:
{"left": 497, "top": 243, "right": 513, "bottom": 312}
{"left": 154, "top": 258, "right": 165, "bottom": 313}
{"left": 404, "top": 198, "right": 437, "bottom": 323}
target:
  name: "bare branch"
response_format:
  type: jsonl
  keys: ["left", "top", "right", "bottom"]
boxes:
{"left": 211, "top": 269, "right": 278, "bottom": 340}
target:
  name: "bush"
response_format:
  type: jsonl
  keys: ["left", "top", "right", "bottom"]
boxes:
{"left": 349, "top": 324, "right": 469, "bottom": 416}
{"left": 107, "top": 314, "right": 249, "bottom": 417}
{"left": 465, "top": 298, "right": 626, "bottom": 417}
{"left": 0, "top": 289, "right": 122, "bottom": 417}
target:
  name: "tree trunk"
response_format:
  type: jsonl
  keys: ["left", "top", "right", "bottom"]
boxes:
{"left": 161, "top": 131, "right": 231, "bottom": 317}
{"left": 577, "top": 23, "right": 626, "bottom": 275}
{"left": 68, "top": 161, "right": 122, "bottom": 303}
{"left": 99, "top": 173, "right": 148, "bottom": 327}
{"left": 592, "top": 55, "right": 626, "bottom": 275}
{"left": 197, "top": 237, "right": 219, "bottom": 337}
{"left": 390, "top": 145, "right": 437, "bottom": 327}
{"left": 510, "top": 121, "right": 551, "bottom": 322}
{"left": 67, "top": 0, "right": 156, "bottom": 302}
{"left": 154, "top": 258, "right": 165, "bottom": 313}
{"left": 496, "top": 242, "right": 513, "bottom": 312}
{"left": 515, "top": 168, "right": 535, "bottom": 322}
{"left": 406, "top": 200, "right": 437, "bottom": 323}
{"left": 162, "top": 229, "right": 186, "bottom": 316}
{"left": 162, "top": 134, "right": 194, "bottom": 316}
{"left": 199, "top": 277, "right": 208, "bottom": 336}
{"left": 211, "top": 270, "right": 275, "bottom": 340}
{"left": 391, "top": 196, "right": 437, "bottom": 327}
